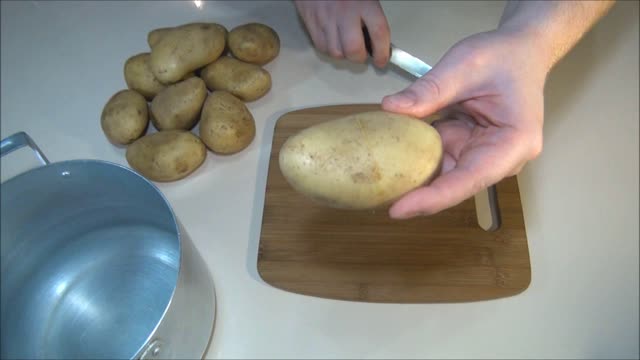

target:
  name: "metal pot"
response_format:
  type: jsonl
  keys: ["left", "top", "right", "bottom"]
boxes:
{"left": 0, "top": 132, "right": 216, "bottom": 359}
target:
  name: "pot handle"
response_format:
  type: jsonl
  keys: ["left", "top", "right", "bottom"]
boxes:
{"left": 0, "top": 131, "right": 50, "bottom": 165}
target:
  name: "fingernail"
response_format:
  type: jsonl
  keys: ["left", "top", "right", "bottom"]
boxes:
{"left": 387, "top": 93, "right": 416, "bottom": 107}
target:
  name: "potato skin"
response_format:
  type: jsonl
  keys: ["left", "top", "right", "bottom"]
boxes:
{"left": 124, "top": 53, "right": 166, "bottom": 100}
{"left": 150, "top": 22, "right": 227, "bottom": 84}
{"left": 101, "top": 89, "right": 149, "bottom": 145}
{"left": 278, "top": 111, "right": 443, "bottom": 210}
{"left": 147, "top": 27, "right": 172, "bottom": 48}
{"left": 199, "top": 91, "right": 256, "bottom": 154}
{"left": 126, "top": 130, "right": 206, "bottom": 182}
{"left": 228, "top": 23, "right": 280, "bottom": 65}
{"left": 200, "top": 56, "right": 271, "bottom": 101}
{"left": 150, "top": 77, "right": 207, "bottom": 131}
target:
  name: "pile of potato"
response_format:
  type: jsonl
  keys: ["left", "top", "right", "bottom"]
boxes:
{"left": 101, "top": 22, "right": 280, "bottom": 182}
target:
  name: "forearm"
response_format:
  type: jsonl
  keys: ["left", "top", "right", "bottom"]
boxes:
{"left": 498, "top": 0, "right": 615, "bottom": 71}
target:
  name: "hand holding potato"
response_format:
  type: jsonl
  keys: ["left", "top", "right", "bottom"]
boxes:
{"left": 381, "top": 31, "right": 546, "bottom": 219}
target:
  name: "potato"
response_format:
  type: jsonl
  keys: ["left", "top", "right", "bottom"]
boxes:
{"left": 126, "top": 130, "right": 206, "bottom": 182}
{"left": 200, "top": 56, "right": 271, "bottom": 101}
{"left": 228, "top": 23, "right": 280, "bottom": 65}
{"left": 150, "top": 22, "right": 227, "bottom": 84}
{"left": 150, "top": 77, "right": 207, "bottom": 131}
{"left": 124, "top": 53, "right": 166, "bottom": 100}
{"left": 147, "top": 27, "right": 172, "bottom": 48}
{"left": 100, "top": 89, "right": 149, "bottom": 145}
{"left": 278, "top": 111, "right": 443, "bottom": 210}
{"left": 199, "top": 91, "right": 256, "bottom": 154}
{"left": 124, "top": 52, "right": 196, "bottom": 100}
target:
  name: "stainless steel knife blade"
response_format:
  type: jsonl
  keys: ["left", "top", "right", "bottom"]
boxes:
{"left": 388, "top": 44, "right": 432, "bottom": 78}
{"left": 362, "top": 26, "right": 431, "bottom": 78}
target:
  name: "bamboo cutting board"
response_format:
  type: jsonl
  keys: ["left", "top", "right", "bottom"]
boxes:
{"left": 258, "top": 104, "right": 531, "bottom": 303}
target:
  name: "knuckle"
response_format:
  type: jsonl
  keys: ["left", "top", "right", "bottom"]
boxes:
{"left": 451, "top": 41, "right": 489, "bottom": 70}
{"left": 467, "top": 49, "right": 490, "bottom": 70}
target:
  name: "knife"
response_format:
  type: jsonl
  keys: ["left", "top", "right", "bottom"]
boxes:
{"left": 363, "top": 28, "right": 432, "bottom": 78}
{"left": 362, "top": 27, "right": 501, "bottom": 231}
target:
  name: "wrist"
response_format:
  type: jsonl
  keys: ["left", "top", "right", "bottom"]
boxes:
{"left": 496, "top": 19, "right": 558, "bottom": 75}
{"left": 496, "top": 0, "right": 615, "bottom": 73}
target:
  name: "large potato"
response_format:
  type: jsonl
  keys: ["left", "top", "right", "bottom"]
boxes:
{"left": 126, "top": 130, "right": 206, "bottom": 182}
{"left": 228, "top": 23, "right": 280, "bottom": 65}
{"left": 147, "top": 27, "right": 172, "bottom": 48}
{"left": 278, "top": 111, "right": 443, "bottom": 210}
{"left": 199, "top": 91, "right": 256, "bottom": 154}
{"left": 100, "top": 89, "right": 149, "bottom": 145}
{"left": 150, "top": 22, "right": 227, "bottom": 84}
{"left": 150, "top": 77, "right": 207, "bottom": 131}
{"left": 124, "top": 53, "right": 166, "bottom": 100}
{"left": 200, "top": 56, "right": 271, "bottom": 101}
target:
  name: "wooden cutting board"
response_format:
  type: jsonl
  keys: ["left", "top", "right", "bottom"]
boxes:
{"left": 258, "top": 104, "right": 531, "bottom": 303}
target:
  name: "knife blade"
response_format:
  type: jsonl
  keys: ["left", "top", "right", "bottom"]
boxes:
{"left": 362, "top": 26, "right": 432, "bottom": 78}
{"left": 388, "top": 45, "right": 432, "bottom": 78}
{"left": 362, "top": 27, "right": 501, "bottom": 231}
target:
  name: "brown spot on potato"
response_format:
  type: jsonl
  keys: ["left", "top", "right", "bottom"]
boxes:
{"left": 176, "top": 160, "right": 189, "bottom": 174}
{"left": 351, "top": 164, "right": 382, "bottom": 184}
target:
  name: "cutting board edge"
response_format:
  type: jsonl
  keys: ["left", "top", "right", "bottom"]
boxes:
{"left": 255, "top": 265, "right": 533, "bottom": 304}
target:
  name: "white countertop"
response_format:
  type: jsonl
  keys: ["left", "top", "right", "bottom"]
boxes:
{"left": 1, "top": 1, "right": 638, "bottom": 359}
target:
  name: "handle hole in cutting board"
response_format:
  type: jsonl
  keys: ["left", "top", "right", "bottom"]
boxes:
{"left": 475, "top": 185, "right": 502, "bottom": 232}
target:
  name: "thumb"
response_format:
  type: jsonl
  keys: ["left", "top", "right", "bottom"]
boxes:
{"left": 381, "top": 68, "right": 458, "bottom": 119}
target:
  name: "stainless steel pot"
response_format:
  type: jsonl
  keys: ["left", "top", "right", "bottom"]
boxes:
{"left": 0, "top": 132, "right": 216, "bottom": 359}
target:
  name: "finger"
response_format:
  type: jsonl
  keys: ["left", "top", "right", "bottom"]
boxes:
{"left": 308, "top": 25, "right": 328, "bottom": 54}
{"left": 324, "top": 23, "right": 344, "bottom": 59}
{"left": 389, "top": 133, "right": 528, "bottom": 219}
{"left": 338, "top": 17, "right": 367, "bottom": 63}
{"left": 440, "top": 151, "right": 456, "bottom": 174}
{"left": 432, "top": 118, "right": 474, "bottom": 159}
{"left": 362, "top": 9, "right": 390, "bottom": 68}
{"left": 389, "top": 166, "right": 491, "bottom": 220}
{"left": 381, "top": 68, "right": 459, "bottom": 119}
